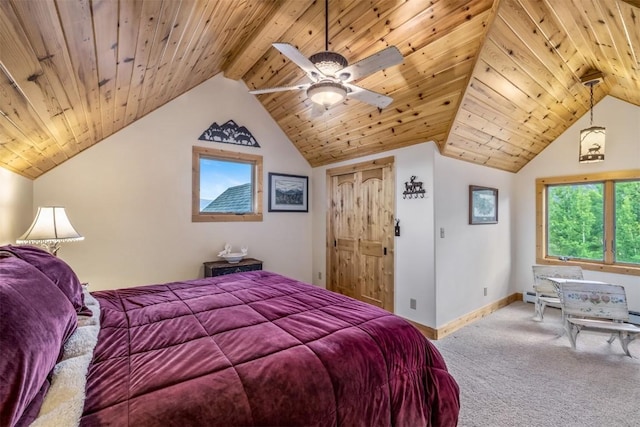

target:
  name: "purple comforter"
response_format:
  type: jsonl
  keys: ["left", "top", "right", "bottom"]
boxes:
{"left": 81, "top": 271, "right": 459, "bottom": 426}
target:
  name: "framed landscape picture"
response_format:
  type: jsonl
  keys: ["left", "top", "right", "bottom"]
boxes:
{"left": 268, "top": 173, "right": 308, "bottom": 212}
{"left": 469, "top": 185, "right": 498, "bottom": 224}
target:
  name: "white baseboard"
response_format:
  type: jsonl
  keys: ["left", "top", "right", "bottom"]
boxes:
{"left": 522, "top": 291, "right": 640, "bottom": 325}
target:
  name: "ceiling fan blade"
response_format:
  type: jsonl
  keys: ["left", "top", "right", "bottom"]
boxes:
{"left": 337, "top": 46, "right": 403, "bottom": 82}
{"left": 345, "top": 83, "right": 393, "bottom": 109}
{"left": 249, "top": 83, "right": 310, "bottom": 95}
{"left": 273, "top": 42, "right": 324, "bottom": 82}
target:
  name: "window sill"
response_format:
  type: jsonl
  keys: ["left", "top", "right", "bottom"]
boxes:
{"left": 192, "top": 213, "right": 263, "bottom": 222}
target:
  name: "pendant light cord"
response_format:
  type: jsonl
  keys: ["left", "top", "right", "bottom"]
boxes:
{"left": 589, "top": 83, "right": 594, "bottom": 126}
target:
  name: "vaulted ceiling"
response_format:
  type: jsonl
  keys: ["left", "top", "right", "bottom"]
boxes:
{"left": 1, "top": 0, "right": 639, "bottom": 179}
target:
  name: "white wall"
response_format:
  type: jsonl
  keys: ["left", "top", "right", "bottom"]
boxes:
{"left": 312, "top": 143, "right": 438, "bottom": 326}
{"left": 34, "top": 74, "right": 312, "bottom": 291}
{"left": 312, "top": 142, "right": 516, "bottom": 328}
{"left": 395, "top": 144, "right": 436, "bottom": 326}
{"left": 434, "top": 152, "right": 515, "bottom": 325}
{"left": 514, "top": 96, "right": 640, "bottom": 311}
{"left": 0, "top": 168, "right": 33, "bottom": 245}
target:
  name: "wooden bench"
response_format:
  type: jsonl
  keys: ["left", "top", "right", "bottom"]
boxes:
{"left": 552, "top": 279, "right": 640, "bottom": 357}
{"left": 531, "top": 265, "right": 583, "bottom": 321}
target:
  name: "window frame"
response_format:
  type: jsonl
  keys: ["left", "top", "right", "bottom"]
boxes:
{"left": 536, "top": 169, "right": 640, "bottom": 277}
{"left": 192, "top": 146, "right": 263, "bottom": 222}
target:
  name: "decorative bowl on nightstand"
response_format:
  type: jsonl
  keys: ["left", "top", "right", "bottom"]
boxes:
{"left": 219, "top": 253, "right": 246, "bottom": 263}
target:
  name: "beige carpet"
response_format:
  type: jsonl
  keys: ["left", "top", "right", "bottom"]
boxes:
{"left": 431, "top": 302, "right": 640, "bottom": 427}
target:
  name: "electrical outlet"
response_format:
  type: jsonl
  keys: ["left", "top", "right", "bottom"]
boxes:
{"left": 410, "top": 298, "right": 417, "bottom": 310}
{"left": 440, "top": 227, "right": 445, "bottom": 238}
{"left": 483, "top": 287, "right": 488, "bottom": 296}
{"left": 318, "top": 272, "right": 322, "bottom": 280}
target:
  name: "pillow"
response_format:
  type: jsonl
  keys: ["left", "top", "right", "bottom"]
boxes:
{"left": 1, "top": 245, "right": 89, "bottom": 315}
{"left": 0, "top": 257, "right": 78, "bottom": 427}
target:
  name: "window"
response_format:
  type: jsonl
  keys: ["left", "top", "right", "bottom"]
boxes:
{"left": 536, "top": 170, "right": 640, "bottom": 276}
{"left": 192, "top": 146, "right": 263, "bottom": 222}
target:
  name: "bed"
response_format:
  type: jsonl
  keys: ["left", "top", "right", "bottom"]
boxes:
{"left": 0, "top": 245, "right": 459, "bottom": 427}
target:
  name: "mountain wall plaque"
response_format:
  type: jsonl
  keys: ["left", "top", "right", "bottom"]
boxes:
{"left": 198, "top": 120, "right": 260, "bottom": 147}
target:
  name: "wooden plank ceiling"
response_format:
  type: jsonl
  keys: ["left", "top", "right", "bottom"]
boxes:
{"left": 0, "top": 0, "right": 638, "bottom": 179}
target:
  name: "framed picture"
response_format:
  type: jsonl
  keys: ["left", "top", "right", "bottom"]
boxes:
{"left": 469, "top": 185, "right": 498, "bottom": 224}
{"left": 268, "top": 173, "right": 309, "bottom": 212}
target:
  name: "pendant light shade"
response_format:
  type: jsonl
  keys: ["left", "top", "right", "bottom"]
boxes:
{"left": 579, "top": 126, "right": 605, "bottom": 163}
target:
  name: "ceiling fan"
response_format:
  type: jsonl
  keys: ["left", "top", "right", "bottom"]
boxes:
{"left": 249, "top": 0, "right": 404, "bottom": 115}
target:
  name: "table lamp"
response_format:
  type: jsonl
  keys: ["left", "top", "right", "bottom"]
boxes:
{"left": 17, "top": 206, "right": 84, "bottom": 256}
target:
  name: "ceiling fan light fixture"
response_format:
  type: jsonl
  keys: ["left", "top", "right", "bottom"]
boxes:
{"left": 309, "top": 51, "right": 348, "bottom": 77}
{"left": 307, "top": 81, "right": 347, "bottom": 107}
{"left": 251, "top": 0, "right": 402, "bottom": 114}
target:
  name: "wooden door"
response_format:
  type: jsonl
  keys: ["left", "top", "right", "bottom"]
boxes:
{"left": 331, "top": 172, "right": 358, "bottom": 298}
{"left": 327, "top": 157, "right": 394, "bottom": 312}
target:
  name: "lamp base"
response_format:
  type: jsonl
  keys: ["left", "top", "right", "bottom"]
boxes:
{"left": 38, "top": 242, "right": 61, "bottom": 257}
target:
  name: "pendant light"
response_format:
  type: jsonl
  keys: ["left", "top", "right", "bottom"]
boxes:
{"left": 579, "top": 70, "right": 605, "bottom": 163}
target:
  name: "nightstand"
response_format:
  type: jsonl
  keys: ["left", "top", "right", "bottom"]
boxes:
{"left": 203, "top": 258, "right": 263, "bottom": 277}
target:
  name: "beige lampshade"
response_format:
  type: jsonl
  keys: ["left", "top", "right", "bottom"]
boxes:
{"left": 579, "top": 126, "right": 605, "bottom": 163}
{"left": 17, "top": 206, "right": 84, "bottom": 244}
